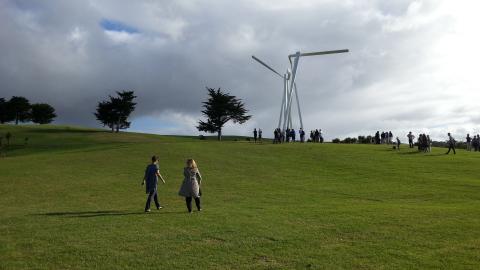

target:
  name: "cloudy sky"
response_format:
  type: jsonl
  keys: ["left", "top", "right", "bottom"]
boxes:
{"left": 1, "top": 0, "right": 479, "bottom": 140}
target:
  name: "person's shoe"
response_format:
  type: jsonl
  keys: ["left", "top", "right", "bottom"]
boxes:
{"left": 197, "top": 208, "right": 202, "bottom": 212}
{"left": 145, "top": 209, "right": 151, "bottom": 213}
{"left": 157, "top": 206, "right": 163, "bottom": 210}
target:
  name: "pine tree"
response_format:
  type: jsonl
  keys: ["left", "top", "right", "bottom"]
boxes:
{"left": 95, "top": 91, "right": 136, "bottom": 132}
{"left": 197, "top": 87, "right": 251, "bottom": 140}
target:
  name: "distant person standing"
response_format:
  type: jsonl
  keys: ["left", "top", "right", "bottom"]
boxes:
{"left": 426, "top": 135, "right": 432, "bottom": 152}
{"left": 142, "top": 156, "right": 166, "bottom": 213}
{"left": 466, "top": 134, "right": 472, "bottom": 151}
{"left": 445, "top": 133, "right": 456, "bottom": 155}
{"left": 178, "top": 159, "right": 203, "bottom": 213}
{"left": 407, "top": 132, "right": 415, "bottom": 148}
{"left": 300, "top": 128, "right": 305, "bottom": 143}
{"left": 253, "top": 128, "right": 258, "bottom": 143}
{"left": 314, "top": 129, "right": 320, "bottom": 143}
{"left": 396, "top": 137, "right": 401, "bottom": 150}
{"left": 472, "top": 135, "right": 478, "bottom": 151}
{"left": 258, "top": 129, "right": 262, "bottom": 142}
{"left": 375, "top": 131, "right": 380, "bottom": 144}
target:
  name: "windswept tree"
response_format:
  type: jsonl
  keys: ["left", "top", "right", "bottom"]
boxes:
{"left": 95, "top": 91, "right": 137, "bottom": 132}
{"left": 197, "top": 87, "right": 251, "bottom": 140}
{"left": 7, "top": 96, "right": 30, "bottom": 125}
{"left": 0, "top": 98, "right": 12, "bottom": 124}
{"left": 30, "top": 103, "right": 57, "bottom": 124}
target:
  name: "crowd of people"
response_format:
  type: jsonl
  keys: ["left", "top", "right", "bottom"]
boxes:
{"left": 271, "top": 128, "right": 323, "bottom": 143}
{"left": 465, "top": 134, "right": 480, "bottom": 151}
{"left": 309, "top": 129, "right": 324, "bottom": 143}
{"left": 253, "top": 127, "right": 480, "bottom": 155}
{"left": 374, "top": 131, "right": 393, "bottom": 144}
{"left": 416, "top": 133, "right": 432, "bottom": 152}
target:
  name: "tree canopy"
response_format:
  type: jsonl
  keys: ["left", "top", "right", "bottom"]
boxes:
{"left": 95, "top": 91, "right": 137, "bottom": 132}
{"left": 30, "top": 103, "right": 57, "bottom": 124}
{"left": 7, "top": 96, "right": 31, "bottom": 125}
{"left": 197, "top": 87, "right": 251, "bottom": 140}
{"left": 0, "top": 98, "right": 12, "bottom": 124}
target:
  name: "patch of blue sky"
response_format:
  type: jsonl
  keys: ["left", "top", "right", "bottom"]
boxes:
{"left": 100, "top": 19, "right": 139, "bottom": 33}
{"left": 129, "top": 115, "right": 178, "bottom": 134}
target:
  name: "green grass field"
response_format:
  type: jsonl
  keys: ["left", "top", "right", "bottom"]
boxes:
{"left": 1, "top": 124, "right": 479, "bottom": 269}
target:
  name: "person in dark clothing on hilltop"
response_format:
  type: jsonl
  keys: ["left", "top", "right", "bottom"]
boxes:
{"left": 291, "top": 129, "right": 296, "bottom": 142}
{"left": 253, "top": 128, "right": 258, "bottom": 143}
{"left": 142, "top": 155, "right": 166, "bottom": 212}
{"left": 474, "top": 135, "right": 480, "bottom": 151}
{"left": 314, "top": 129, "right": 320, "bottom": 143}
{"left": 258, "top": 129, "right": 262, "bottom": 142}
{"left": 389, "top": 131, "right": 393, "bottom": 144}
{"left": 396, "top": 137, "right": 401, "bottom": 150}
{"left": 466, "top": 134, "right": 472, "bottom": 151}
{"left": 446, "top": 133, "right": 456, "bottom": 155}
{"left": 310, "top": 130, "right": 314, "bottom": 142}
{"left": 375, "top": 131, "right": 380, "bottom": 144}
{"left": 407, "top": 131, "right": 415, "bottom": 148}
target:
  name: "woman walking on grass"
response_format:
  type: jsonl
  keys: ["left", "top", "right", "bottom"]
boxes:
{"left": 179, "top": 159, "right": 203, "bottom": 213}
{"left": 142, "top": 155, "right": 166, "bottom": 212}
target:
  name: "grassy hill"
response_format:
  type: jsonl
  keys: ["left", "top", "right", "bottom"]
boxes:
{"left": 1, "top": 124, "right": 479, "bottom": 269}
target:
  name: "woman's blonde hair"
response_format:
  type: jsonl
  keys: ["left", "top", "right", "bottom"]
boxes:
{"left": 186, "top": 159, "right": 197, "bottom": 169}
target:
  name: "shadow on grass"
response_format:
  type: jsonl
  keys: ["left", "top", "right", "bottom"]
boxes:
{"left": 397, "top": 151, "right": 423, "bottom": 155}
{"left": 397, "top": 151, "right": 447, "bottom": 156}
{"left": 36, "top": 210, "right": 185, "bottom": 218}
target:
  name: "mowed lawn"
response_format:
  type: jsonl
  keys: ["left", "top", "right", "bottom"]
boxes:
{"left": 1, "top": 125, "right": 480, "bottom": 269}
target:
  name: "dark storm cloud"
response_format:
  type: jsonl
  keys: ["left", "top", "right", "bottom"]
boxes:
{"left": 1, "top": 0, "right": 478, "bottom": 140}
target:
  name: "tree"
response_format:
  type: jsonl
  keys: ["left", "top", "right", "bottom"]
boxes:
{"left": 7, "top": 96, "right": 30, "bottom": 125}
{"left": 30, "top": 103, "right": 57, "bottom": 124}
{"left": 0, "top": 98, "right": 13, "bottom": 124}
{"left": 95, "top": 100, "right": 116, "bottom": 132}
{"left": 197, "top": 87, "right": 251, "bottom": 140}
{"left": 95, "top": 91, "right": 137, "bottom": 133}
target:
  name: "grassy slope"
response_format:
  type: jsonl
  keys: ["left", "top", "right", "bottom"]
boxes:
{"left": 0, "top": 125, "right": 479, "bottom": 269}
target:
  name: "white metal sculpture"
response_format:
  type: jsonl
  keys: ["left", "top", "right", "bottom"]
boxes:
{"left": 252, "top": 49, "right": 348, "bottom": 133}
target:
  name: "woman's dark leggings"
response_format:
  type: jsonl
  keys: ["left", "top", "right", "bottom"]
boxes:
{"left": 185, "top": 197, "right": 201, "bottom": 212}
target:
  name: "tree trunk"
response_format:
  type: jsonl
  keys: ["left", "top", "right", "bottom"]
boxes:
{"left": 217, "top": 128, "right": 222, "bottom": 141}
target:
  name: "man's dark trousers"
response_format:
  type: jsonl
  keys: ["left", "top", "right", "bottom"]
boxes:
{"left": 145, "top": 191, "right": 160, "bottom": 210}
{"left": 446, "top": 144, "right": 456, "bottom": 154}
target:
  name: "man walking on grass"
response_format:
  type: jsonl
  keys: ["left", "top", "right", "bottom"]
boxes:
{"left": 142, "top": 155, "right": 166, "bottom": 212}
{"left": 446, "top": 133, "right": 456, "bottom": 155}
